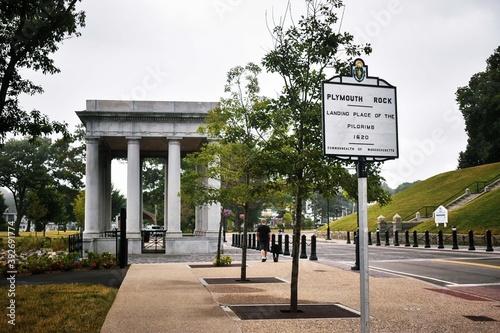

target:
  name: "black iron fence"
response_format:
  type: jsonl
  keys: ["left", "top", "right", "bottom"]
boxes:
{"left": 68, "top": 231, "right": 83, "bottom": 256}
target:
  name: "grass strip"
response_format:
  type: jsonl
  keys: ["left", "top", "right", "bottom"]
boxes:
{"left": 0, "top": 283, "right": 117, "bottom": 333}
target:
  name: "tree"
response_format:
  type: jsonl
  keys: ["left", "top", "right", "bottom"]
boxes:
{"left": 72, "top": 186, "right": 125, "bottom": 231}
{"left": 182, "top": 63, "right": 271, "bottom": 276}
{"left": 111, "top": 186, "right": 126, "bottom": 222}
{"left": 0, "top": 133, "right": 84, "bottom": 235}
{"left": 142, "top": 158, "right": 165, "bottom": 225}
{"left": 0, "top": 0, "right": 86, "bottom": 143}
{"left": 26, "top": 185, "right": 67, "bottom": 236}
{"left": 72, "top": 190, "right": 84, "bottom": 229}
{"left": 50, "top": 125, "right": 86, "bottom": 221}
{"left": 0, "top": 191, "right": 7, "bottom": 229}
{"left": 393, "top": 180, "right": 420, "bottom": 194}
{"left": 25, "top": 192, "right": 48, "bottom": 234}
{"left": 259, "top": 0, "right": 375, "bottom": 312}
{"left": 342, "top": 163, "right": 392, "bottom": 206}
{"left": 0, "top": 137, "right": 52, "bottom": 235}
{"left": 456, "top": 46, "right": 500, "bottom": 168}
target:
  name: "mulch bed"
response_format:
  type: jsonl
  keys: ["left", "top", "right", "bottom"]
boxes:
{"left": 229, "top": 303, "right": 360, "bottom": 320}
{"left": 202, "top": 277, "right": 286, "bottom": 285}
{"left": 188, "top": 264, "right": 243, "bottom": 268}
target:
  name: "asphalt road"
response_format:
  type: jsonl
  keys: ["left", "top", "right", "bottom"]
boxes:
{"left": 314, "top": 240, "right": 500, "bottom": 287}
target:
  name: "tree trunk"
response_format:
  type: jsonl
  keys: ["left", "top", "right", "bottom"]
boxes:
{"left": 14, "top": 213, "right": 23, "bottom": 237}
{"left": 290, "top": 186, "right": 303, "bottom": 313}
{"left": 240, "top": 201, "right": 249, "bottom": 281}
{"left": 215, "top": 209, "right": 223, "bottom": 265}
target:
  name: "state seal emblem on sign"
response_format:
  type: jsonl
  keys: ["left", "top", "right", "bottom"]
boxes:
{"left": 353, "top": 59, "right": 366, "bottom": 82}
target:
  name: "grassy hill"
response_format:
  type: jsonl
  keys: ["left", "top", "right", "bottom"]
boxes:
{"left": 325, "top": 162, "right": 500, "bottom": 235}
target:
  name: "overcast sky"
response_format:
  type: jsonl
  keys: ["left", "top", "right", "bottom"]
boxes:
{"left": 17, "top": 0, "right": 500, "bottom": 195}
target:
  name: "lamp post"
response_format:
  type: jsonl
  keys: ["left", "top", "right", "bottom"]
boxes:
{"left": 326, "top": 198, "right": 331, "bottom": 240}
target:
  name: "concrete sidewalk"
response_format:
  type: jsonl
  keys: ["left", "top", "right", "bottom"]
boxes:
{"left": 101, "top": 244, "right": 500, "bottom": 333}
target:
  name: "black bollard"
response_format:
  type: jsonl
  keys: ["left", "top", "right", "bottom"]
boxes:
{"left": 486, "top": 230, "right": 494, "bottom": 252}
{"left": 353, "top": 230, "right": 357, "bottom": 245}
{"left": 346, "top": 231, "right": 351, "bottom": 244}
{"left": 278, "top": 234, "right": 283, "bottom": 254}
{"left": 405, "top": 230, "right": 411, "bottom": 247}
{"left": 251, "top": 233, "right": 256, "bottom": 249}
{"left": 271, "top": 234, "right": 279, "bottom": 262}
{"left": 368, "top": 231, "right": 372, "bottom": 245}
{"left": 425, "top": 230, "right": 431, "bottom": 248}
{"left": 249, "top": 234, "right": 252, "bottom": 249}
{"left": 284, "top": 234, "right": 290, "bottom": 256}
{"left": 438, "top": 230, "right": 444, "bottom": 249}
{"left": 385, "top": 231, "right": 390, "bottom": 246}
{"left": 300, "top": 235, "right": 308, "bottom": 259}
{"left": 352, "top": 231, "right": 359, "bottom": 271}
{"left": 452, "top": 226, "right": 459, "bottom": 250}
{"left": 468, "top": 230, "right": 475, "bottom": 251}
{"left": 232, "top": 233, "right": 235, "bottom": 247}
{"left": 412, "top": 230, "right": 419, "bottom": 247}
{"left": 394, "top": 230, "right": 400, "bottom": 246}
{"left": 376, "top": 230, "right": 381, "bottom": 246}
{"left": 309, "top": 235, "right": 318, "bottom": 260}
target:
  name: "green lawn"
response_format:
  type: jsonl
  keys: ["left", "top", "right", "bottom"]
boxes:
{"left": 325, "top": 162, "right": 500, "bottom": 235}
{"left": 0, "top": 230, "right": 80, "bottom": 252}
{"left": 0, "top": 230, "right": 80, "bottom": 238}
{"left": 0, "top": 284, "right": 117, "bottom": 333}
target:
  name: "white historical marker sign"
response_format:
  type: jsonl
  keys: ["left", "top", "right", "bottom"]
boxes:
{"left": 322, "top": 59, "right": 398, "bottom": 161}
{"left": 434, "top": 205, "right": 448, "bottom": 227}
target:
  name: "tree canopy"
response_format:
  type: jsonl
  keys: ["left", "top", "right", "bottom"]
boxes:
{"left": 0, "top": 0, "right": 85, "bottom": 143}
{"left": 456, "top": 46, "right": 500, "bottom": 168}
{"left": 0, "top": 133, "right": 85, "bottom": 235}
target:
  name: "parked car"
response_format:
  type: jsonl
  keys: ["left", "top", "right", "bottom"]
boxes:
{"left": 147, "top": 225, "right": 164, "bottom": 237}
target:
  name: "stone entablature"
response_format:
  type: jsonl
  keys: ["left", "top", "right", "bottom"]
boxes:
{"left": 79, "top": 100, "right": 217, "bottom": 138}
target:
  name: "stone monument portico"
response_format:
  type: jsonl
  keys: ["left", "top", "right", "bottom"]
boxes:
{"left": 76, "top": 100, "right": 221, "bottom": 254}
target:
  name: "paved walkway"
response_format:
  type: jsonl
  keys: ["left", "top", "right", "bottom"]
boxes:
{"left": 100, "top": 240, "right": 500, "bottom": 333}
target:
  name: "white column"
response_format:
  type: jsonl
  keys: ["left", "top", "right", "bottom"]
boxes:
{"left": 205, "top": 176, "right": 221, "bottom": 237}
{"left": 104, "top": 154, "right": 112, "bottom": 230}
{"left": 140, "top": 158, "right": 144, "bottom": 229}
{"left": 166, "top": 137, "right": 182, "bottom": 237}
{"left": 126, "top": 137, "right": 141, "bottom": 237}
{"left": 164, "top": 159, "right": 168, "bottom": 230}
{"left": 194, "top": 206, "right": 202, "bottom": 236}
{"left": 84, "top": 137, "right": 100, "bottom": 237}
{"left": 193, "top": 165, "right": 205, "bottom": 236}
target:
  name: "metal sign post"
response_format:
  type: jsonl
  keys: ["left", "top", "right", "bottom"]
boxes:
{"left": 321, "top": 59, "right": 398, "bottom": 333}
{"left": 357, "top": 157, "right": 369, "bottom": 332}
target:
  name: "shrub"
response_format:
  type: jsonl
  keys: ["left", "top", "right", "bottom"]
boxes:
{"left": 85, "top": 251, "right": 117, "bottom": 269}
{"left": 1, "top": 251, "right": 119, "bottom": 276}
{"left": 213, "top": 254, "right": 232, "bottom": 266}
